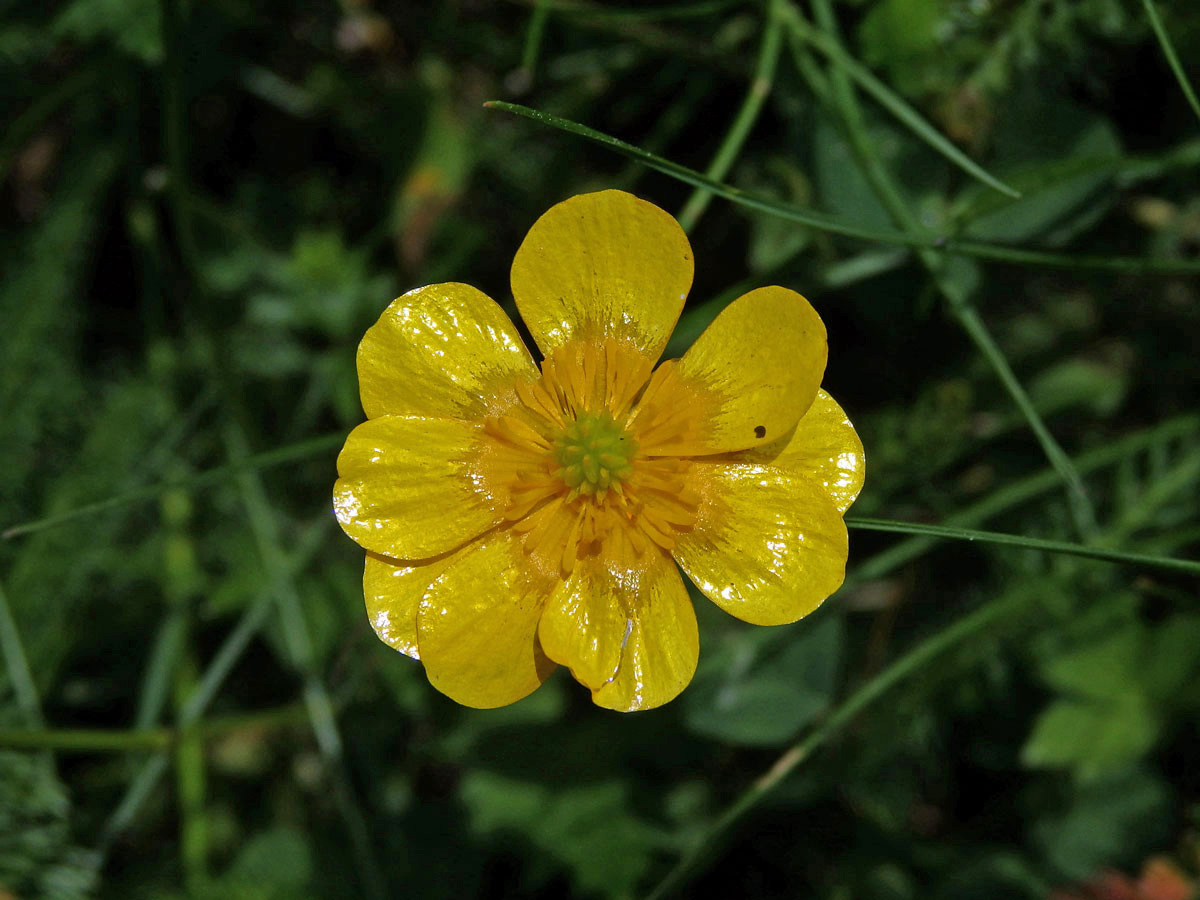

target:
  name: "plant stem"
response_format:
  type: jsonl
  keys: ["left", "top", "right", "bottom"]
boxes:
{"left": 797, "top": 0, "right": 1097, "bottom": 538}
{"left": 641, "top": 590, "right": 1028, "bottom": 900}
{"left": 677, "top": 0, "right": 785, "bottom": 232}
{"left": 485, "top": 101, "right": 1200, "bottom": 275}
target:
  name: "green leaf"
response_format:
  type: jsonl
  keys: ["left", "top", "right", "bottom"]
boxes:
{"left": 53, "top": 0, "right": 162, "bottom": 63}
{"left": 1021, "top": 695, "right": 1161, "bottom": 779}
{"left": 683, "top": 615, "right": 843, "bottom": 746}
{"left": 1039, "top": 628, "right": 1143, "bottom": 702}
{"left": 1140, "top": 614, "right": 1200, "bottom": 702}
{"left": 1028, "top": 359, "right": 1129, "bottom": 418}
{"left": 1033, "top": 768, "right": 1170, "bottom": 879}
{"left": 460, "top": 772, "right": 662, "bottom": 899}
{"left": 219, "top": 827, "right": 314, "bottom": 899}
{"left": 962, "top": 100, "right": 1120, "bottom": 245}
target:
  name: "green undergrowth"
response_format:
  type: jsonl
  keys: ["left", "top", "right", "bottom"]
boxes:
{"left": 2, "top": 1, "right": 1199, "bottom": 898}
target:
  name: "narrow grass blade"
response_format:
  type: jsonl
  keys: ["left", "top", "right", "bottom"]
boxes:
{"left": 802, "top": 0, "right": 1097, "bottom": 537}
{"left": 2, "top": 432, "right": 342, "bottom": 540}
{"left": 642, "top": 588, "right": 1030, "bottom": 900}
{"left": 847, "top": 517, "right": 1200, "bottom": 576}
{"left": 1142, "top": 0, "right": 1200, "bottom": 124}
{"left": 485, "top": 100, "right": 918, "bottom": 244}
{"left": 677, "top": 0, "right": 785, "bottom": 231}
{"left": 851, "top": 414, "right": 1200, "bottom": 583}
{"left": 484, "top": 101, "right": 1200, "bottom": 274}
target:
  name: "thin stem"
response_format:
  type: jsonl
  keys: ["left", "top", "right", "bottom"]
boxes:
{"left": 223, "top": 422, "right": 386, "bottom": 900}
{"left": 953, "top": 305, "right": 1098, "bottom": 536}
{"left": 97, "top": 517, "right": 331, "bottom": 854}
{"left": 846, "top": 517, "right": 1200, "bottom": 576}
{"left": 2, "top": 432, "right": 342, "bottom": 540}
{"left": 0, "top": 703, "right": 311, "bottom": 754}
{"left": 852, "top": 414, "right": 1199, "bottom": 582}
{"left": 483, "top": 101, "right": 1200, "bottom": 275}
{"left": 799, "top": 0, "right": 1097, "bottom": 538}
{"left": 1142, "top": 0, "right": 1200, "bottom": 124}
{"left": 518, "top": 0, "right": 553, "bottom": 84}
{"left": 642, "top": 590, "right": 1028, "bottom": 900}
{"left": 677, "top": 0, "right": 785, "bottom": 231}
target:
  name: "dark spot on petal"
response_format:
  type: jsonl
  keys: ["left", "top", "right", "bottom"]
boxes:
{"left": 754, "top": 425, "right": 766, "bottom": 439}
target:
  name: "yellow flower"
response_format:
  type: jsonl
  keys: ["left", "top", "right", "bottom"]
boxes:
{"left": 333, "top": 190, "right": 864, "bottom": 712}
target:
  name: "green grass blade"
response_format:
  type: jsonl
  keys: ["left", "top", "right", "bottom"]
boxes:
{"left": 97, "top": 517, "right": 331, "bottom": 855}
{"left": 2, "top": 432, "right": 342, "bottom": 541}
{"left": 484, "top": 100, "right": 1200, "bottom": 274}
{"left": 952, "top": 304, "right": 1098, "bottom": 536}
{"left": 677, "top": 0, "right": 785, "bottom": 231}
{"left": 803, "top": 0, "right": 1097, "bottom": 537}
{"left": 1142, "top": 0, "right": 1200, "bottom": 124}
{"left": 783, "top": 7, "right": 1021, "bottom": 199}
{"left": 518, "top": 0, "right": 553, "bottom": 84}
{"left": 642, "top": 588, "right": 1030, "bottom": 900}
{"left": 851, "top": 415, "right": 1200, "bottom": 583}
{"left": 484, "top": 99, "right": 920, "bottom": 244}
{"left": 846, "top": 517, "right": 1200, "bottom": 575}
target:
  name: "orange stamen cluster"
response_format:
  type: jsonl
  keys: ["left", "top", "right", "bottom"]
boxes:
{"left": 478, "top": 338, "right": 701, "bottom": 576}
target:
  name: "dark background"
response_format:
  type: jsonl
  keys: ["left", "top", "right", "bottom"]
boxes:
{"left": 2, "top": 0, "right": 1199, "bottom": 898}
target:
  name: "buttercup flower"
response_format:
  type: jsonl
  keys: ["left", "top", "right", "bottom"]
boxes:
{"left": 333, "top": 190, "right": 864, "bottom": 711}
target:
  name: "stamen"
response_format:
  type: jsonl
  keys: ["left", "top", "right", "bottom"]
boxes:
{"left": 476, "top": 337, "right": 705, "bottom": 575}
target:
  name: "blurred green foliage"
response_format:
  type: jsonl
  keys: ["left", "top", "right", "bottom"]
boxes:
{"left": 2, "top": 0, "right": 1200, "bottom": 898}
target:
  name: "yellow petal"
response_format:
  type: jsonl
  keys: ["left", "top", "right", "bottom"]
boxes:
{"left": 417, "top": 529, "right": 557, "bottom": 708}
{"left": 654, "top": 286, "right": 828, "bottom": 455}
{"left": 539, "top": 551, "right": 698, "bottom": 712}
{"left": 673, "top": 461, "right": 848, "bottom": 626}
{"left": 364, "top": 548, "right": 467, "bottom": 660}
{"left": 357, "top": 282, "right": 537, "bottom": 420}
{"left": 537, "top": 557, "right": 640, "bottom": 690}
{"left": 334, "top": 415, "right": 498, "bottom": 559}
{"left": 510, "top": 190, "right": 693, "bottom": 361}
{"left": 730, "top": 389, "right": 865, "bottom": 514}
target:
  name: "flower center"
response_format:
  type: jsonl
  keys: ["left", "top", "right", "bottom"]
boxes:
{"left": 552, "top": 411, "right": 636, "bottom": 497}
{"left": 476, "top": 337, "right": 702, "bottom": 576}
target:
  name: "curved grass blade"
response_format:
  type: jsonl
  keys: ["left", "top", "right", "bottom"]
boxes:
{"left": 642, "top": 588, "right": 1030, "bottom": 900}
{"left": 484, "top": 101, "right": 1200, "bottom": 274}
{"left": 484, "top": 100, "right": 919, "bottom": 245}
{"left": 847, "top": 517, "right": 1200, "bottom": 576}
{"left": 1142, "top": 0, "right": 1200, "bottom": 124}
{"left": 677, "top": 0, "right": 786, "bottom": 231}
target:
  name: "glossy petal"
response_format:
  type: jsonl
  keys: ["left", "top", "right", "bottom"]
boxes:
{"left": 673, "top": 461, "right": 848, "bottom": 626}
{"left": 334, "top": 416, "right": 497, "bottom": 559}
{"left": 571, "top": 554, "right": 696, "bottom": 715}
{"left": 510, "top": 190, "right": 693, "bottom": 361}
{"left": 357, "top": 282, "right": 537, "bottom": 420}
{"left": 417, "top": 530, "right": 557, "bottom": 708}
{"left": 537, "top": 556, "right": 638, "bottom": 690}
{"left": 657, "top": 286, "right": 827, "bottom": 455}
{"left": 730, "top": 389, "right": 865, "bottom": 514}
{"left": 363, "top": 548, "right": 467, "bottom": 660}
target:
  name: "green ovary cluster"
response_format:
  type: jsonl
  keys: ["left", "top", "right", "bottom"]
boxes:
{"left": 553, "top": 411, "right": 637, "bottom": 496}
